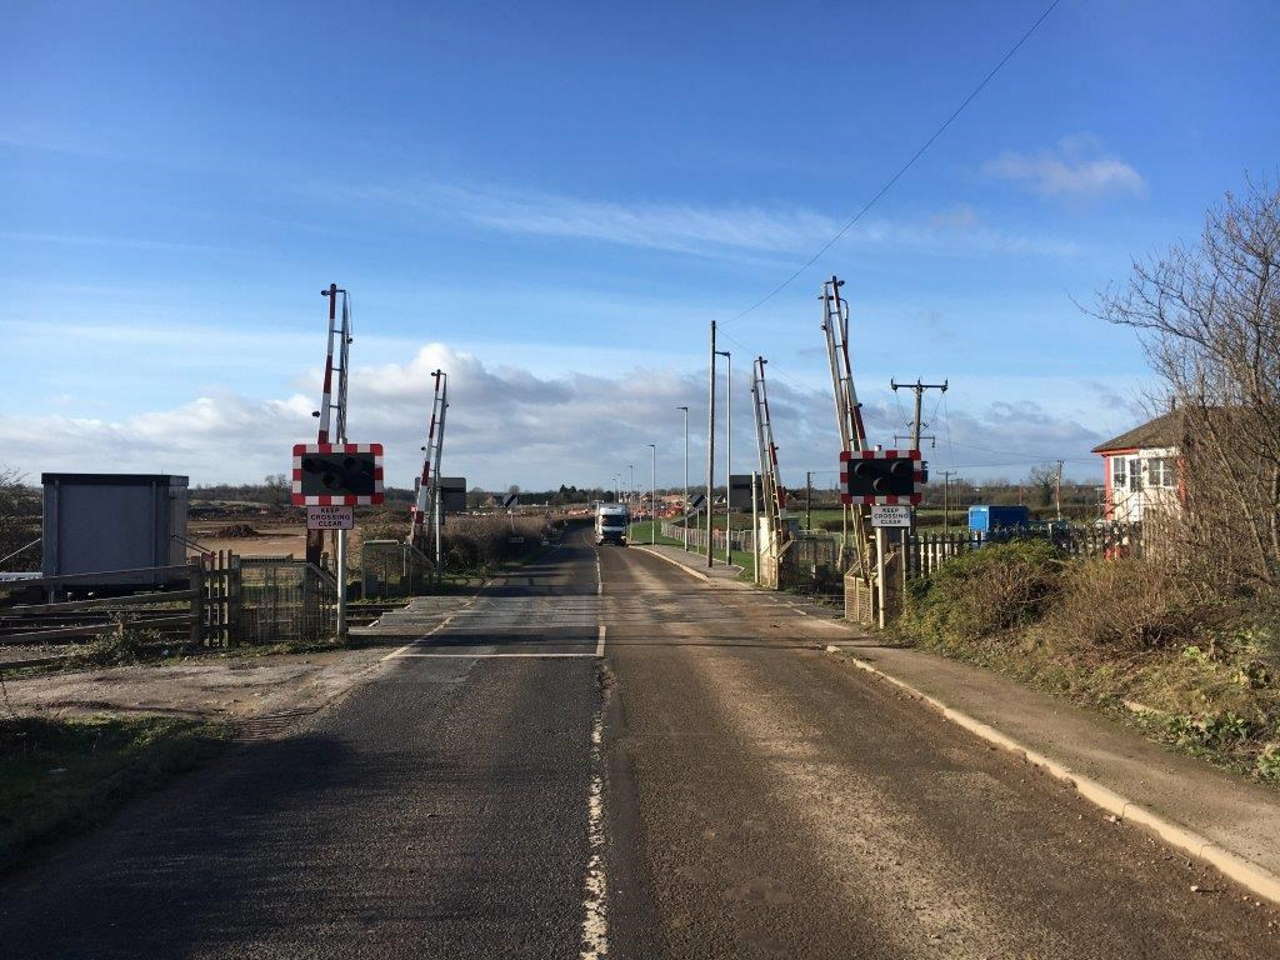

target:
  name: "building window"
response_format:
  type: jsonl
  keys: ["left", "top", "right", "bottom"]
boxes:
{"left": 1128, "top": 457, "right": 1143, "bottom": 491}
{"left": 1148, "top": 457, "right": 1176, "bottom": 488}
{"left": 1112, "top": 457, "right": 1126, "bottom": 491}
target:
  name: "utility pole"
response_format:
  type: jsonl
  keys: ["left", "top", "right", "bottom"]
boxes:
{"left": 942, "top": 470, "right": 955, "bottom": 534}
{"left": 716, "top": 349, "right": 731, "bottom": 563}
{"left": 677, "top": 406, "right": 689, "bottom": 552}
{"left": 1055, "top": 459, "right": 1064, "bottom": 521}
{"left": 890, "top": 378, "right": 949, "bottom": 452}
{"left": 649, "top": 443, "right": 657, "bottom": 545}
{"left": 890, "top": 378, "right": 948, "bottom": 539}
{"left": 706, "top": 320, "right": 717, "bottom": 568}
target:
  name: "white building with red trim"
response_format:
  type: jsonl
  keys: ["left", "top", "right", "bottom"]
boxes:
{"left": 1092, "top": 412, "right": 1182, "bottom": 522}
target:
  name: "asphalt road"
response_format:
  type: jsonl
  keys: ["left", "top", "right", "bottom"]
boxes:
{"left": 1, "top": 524, "right": 1277, "bottom": 958}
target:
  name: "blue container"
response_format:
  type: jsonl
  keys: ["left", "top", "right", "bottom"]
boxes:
{"left": 968, "top": 505, "right": 1030, "bottom": 532}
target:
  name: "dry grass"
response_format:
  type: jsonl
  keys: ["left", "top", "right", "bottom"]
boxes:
{"left": 900, "top": 544, "right": 1280, "bottom": 783}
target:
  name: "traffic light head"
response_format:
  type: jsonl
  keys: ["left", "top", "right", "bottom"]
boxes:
{"left": 840, "top": 449, "right": 924, "bottom": 504}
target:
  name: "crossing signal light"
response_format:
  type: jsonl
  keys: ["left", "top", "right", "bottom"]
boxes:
{"left": 840, "top": 449, "right": 923, "bottom": 504}
{"left": 292, "top": 443, "right": 384, "bottom": 505}
{"left": 300, "top": 453, "right": 376, "bottom": 497}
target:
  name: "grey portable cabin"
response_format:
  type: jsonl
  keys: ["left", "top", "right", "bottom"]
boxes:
{"left": 42, "top": 473, "right": 189, "bottom": 587}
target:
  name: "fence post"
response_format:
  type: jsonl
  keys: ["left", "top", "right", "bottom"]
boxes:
{"left": 228, "top": 554, "right": 242, "bottom": 645}
{"left": 189, "top": 557, "right": 204, "bottom": 647}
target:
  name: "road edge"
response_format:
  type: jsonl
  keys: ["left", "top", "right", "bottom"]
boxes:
{"left": 632, "top": 545, "right": 752, "bottom": 588}
{"left": 824, "top": 644, "right": 1280, "bottom": 908}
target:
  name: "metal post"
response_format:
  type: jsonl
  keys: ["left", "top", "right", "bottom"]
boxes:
{"left": 1055, "top": 459, "right": 1064, "bottom": 521}
{"left": 876, "top": 527, "right": 887, "bottom": 629}
{"left": 806, "top": 471, "right": 812, "bottom": 532}
{"left": 706, "top": 321, "right": 717, "bottom": 568}
{"left": 649, "top": 443, "right": 656, "bottom": 545}
{"left": 678, "top": 406, "right": 689, "bottom": 552}
{"left": 751, "top": 471, "right": 760, "bottom": 585}
{"left": 716, "top": 349, "right": 731, "bottom": 563}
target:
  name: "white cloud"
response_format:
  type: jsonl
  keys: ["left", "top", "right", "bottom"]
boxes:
{"left": 345, "top": 182, "right": 1080, "bottom": 260}
{"left": 983, "top": 136, "right": 1145, "bottom": 200}
{"left": 0, "top": 341, "right": 1113, "bottom": 489}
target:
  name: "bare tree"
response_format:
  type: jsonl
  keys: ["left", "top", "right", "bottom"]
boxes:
{"left": 1027, "top": 465, "right": 1058, "bottom": 509}
{"left": 0, "top": 466, "right": 41, "bottom": 571}
{"left": 1096, "top": 178, "right": 1280, "bottom": 588}
{"left": 263, "top": 473, "right": 290, "bottom": 507}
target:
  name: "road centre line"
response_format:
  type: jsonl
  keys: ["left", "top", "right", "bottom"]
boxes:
{"left": 596, "top": 624, "right": 606, "bottom": 658}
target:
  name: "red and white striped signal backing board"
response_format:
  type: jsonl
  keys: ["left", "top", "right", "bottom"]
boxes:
{"left": 292, "top": 443, "right": 384, "bottom": 505}
{"left": 839, "top": 448, "right": 925, "bottom": 505}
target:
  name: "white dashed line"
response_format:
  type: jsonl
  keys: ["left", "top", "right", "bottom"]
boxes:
{"left": 595, "top": 624, "right": 606, "bottom": 658}
{"left": 579, "top": 707, "right": 608, "bottom": 959}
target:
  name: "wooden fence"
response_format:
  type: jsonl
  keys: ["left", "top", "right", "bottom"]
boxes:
{"left": 2, "top": 553, "right": 338, "bottom": 650}
{"left": 906, "top": 522, "right": 1143, "bottom": 580}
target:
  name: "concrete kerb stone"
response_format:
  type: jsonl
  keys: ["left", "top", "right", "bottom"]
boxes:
{"left": 632, "top": 545, "right": 752, "bottom": 589}
{"left": 823, "top": 644, "right": 1280, "bottom": 908}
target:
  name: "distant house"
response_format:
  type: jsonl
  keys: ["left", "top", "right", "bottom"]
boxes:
{"left": 1092, "top": 412, "right": 1183, "bottom": 522}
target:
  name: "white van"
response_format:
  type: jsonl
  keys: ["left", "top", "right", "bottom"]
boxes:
{"left": 595, "top": 503, "right": 630, "bottom": 545}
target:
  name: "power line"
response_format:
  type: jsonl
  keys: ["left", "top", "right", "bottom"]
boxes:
{"left": 724, "top": 0, "right": 1064, "bottom": 325}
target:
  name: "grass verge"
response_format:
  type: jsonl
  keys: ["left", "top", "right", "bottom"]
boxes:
{"left": 897, "top": 542, "right": 1280, "bottom": 785}
{"left": 626, "top": 521, "right": 757, "bottom": 581}
{"left": 0, "top": 713, "right": 230, "bottom": 872}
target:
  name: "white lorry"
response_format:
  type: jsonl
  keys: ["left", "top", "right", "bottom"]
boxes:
{"left": 594, "top": 503, "right": 630, "bottom": 546}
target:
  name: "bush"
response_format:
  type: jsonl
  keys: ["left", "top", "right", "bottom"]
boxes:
{"left": 70, "top": 619, "right": 162, "bottom": 667}
{"left": 901, "top": 540, "right": 1063, "bottom": 651}
{"left": 1042, "top": 556, "right": 1211, "bottom": 654}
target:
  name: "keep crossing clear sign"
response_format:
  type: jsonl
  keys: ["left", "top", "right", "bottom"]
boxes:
{"left": 870, "top": 504, "right": 913, "bottom": 527}
{"left": 307, "top": 505, "right": 355, "bottom": 530}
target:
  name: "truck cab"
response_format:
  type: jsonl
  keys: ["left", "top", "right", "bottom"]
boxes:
{"left": 595, "top": 504, "right": 630, "bottom": 545}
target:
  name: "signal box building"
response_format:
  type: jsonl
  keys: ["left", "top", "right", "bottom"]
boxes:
{"left": 1092, "top": 412, "right": 1183, "bottom": 523}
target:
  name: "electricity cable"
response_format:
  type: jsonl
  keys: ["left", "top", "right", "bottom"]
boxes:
{"left": 723, "top": 0, "right": 1064, "bottom": 325}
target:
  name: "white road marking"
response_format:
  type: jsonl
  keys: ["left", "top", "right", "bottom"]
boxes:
{"left": 381, "top": 595, "right": 483, "bottom": 661}
{"left": 595, "top": 550, "right": 603, "bottom": 596}
{"left": 595, "top": 624, "right": 606, "bottom": 658}
{"left": 580, "top": 706, "right": 608, "bottom": 960}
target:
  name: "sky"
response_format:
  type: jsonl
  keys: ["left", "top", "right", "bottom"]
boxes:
{"left": 4, "top": 0, "right": 1279, "bottom": 492}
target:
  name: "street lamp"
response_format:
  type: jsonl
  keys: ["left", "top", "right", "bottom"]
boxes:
{"left": 677, "top": 406, "right": 689, "bottom": 551}
{"left": 716, "top": 349, "right": 731, "bottom": 563}
{"left": 648, "top": 443, "right": 657, "bottom": 545}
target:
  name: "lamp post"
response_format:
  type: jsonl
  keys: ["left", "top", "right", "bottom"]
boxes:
{"left": 648, "top": 443, "right": 657, "bottom": 545}
{"left": 677, "top": 406, "right": 689, "bottom": 552}
{"left": 716, "top": 349, "right": 731, "bottom": 563}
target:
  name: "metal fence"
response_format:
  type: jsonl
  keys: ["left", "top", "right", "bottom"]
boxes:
{"left": 360, "top": 539, "right": 434, "bottom": 598}
{"left": 237, "top": 557, "right": 337, "bottom": 645}
{"left": 660, "top": 521, "right": 754, "bottom": 555}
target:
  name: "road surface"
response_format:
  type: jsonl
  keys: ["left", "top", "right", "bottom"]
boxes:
{"left": 1, "top": 524, "right": 1276, "bottom": 958}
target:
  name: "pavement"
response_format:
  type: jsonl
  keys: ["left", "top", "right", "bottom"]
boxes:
{"left": 1, "top": 524, "right": 1277, "bottom": 958}
{"left": 633, "top": 542, "right": 746, "bottom": 584}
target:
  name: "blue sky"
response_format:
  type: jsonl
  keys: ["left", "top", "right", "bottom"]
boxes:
{"left": 4, "top": 0, "right": 1278, "bottom": 490}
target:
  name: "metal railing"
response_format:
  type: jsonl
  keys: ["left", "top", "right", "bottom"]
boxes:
{"left": 360, "top": 539, "right": 434, "bottom": 598}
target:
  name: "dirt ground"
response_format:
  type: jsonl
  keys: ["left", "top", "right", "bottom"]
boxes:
{"left": 188, "top": 520, "right": 308, "bottom": 559}
{"left": 1, "top": 645, "right": 393, "bottom": 737}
